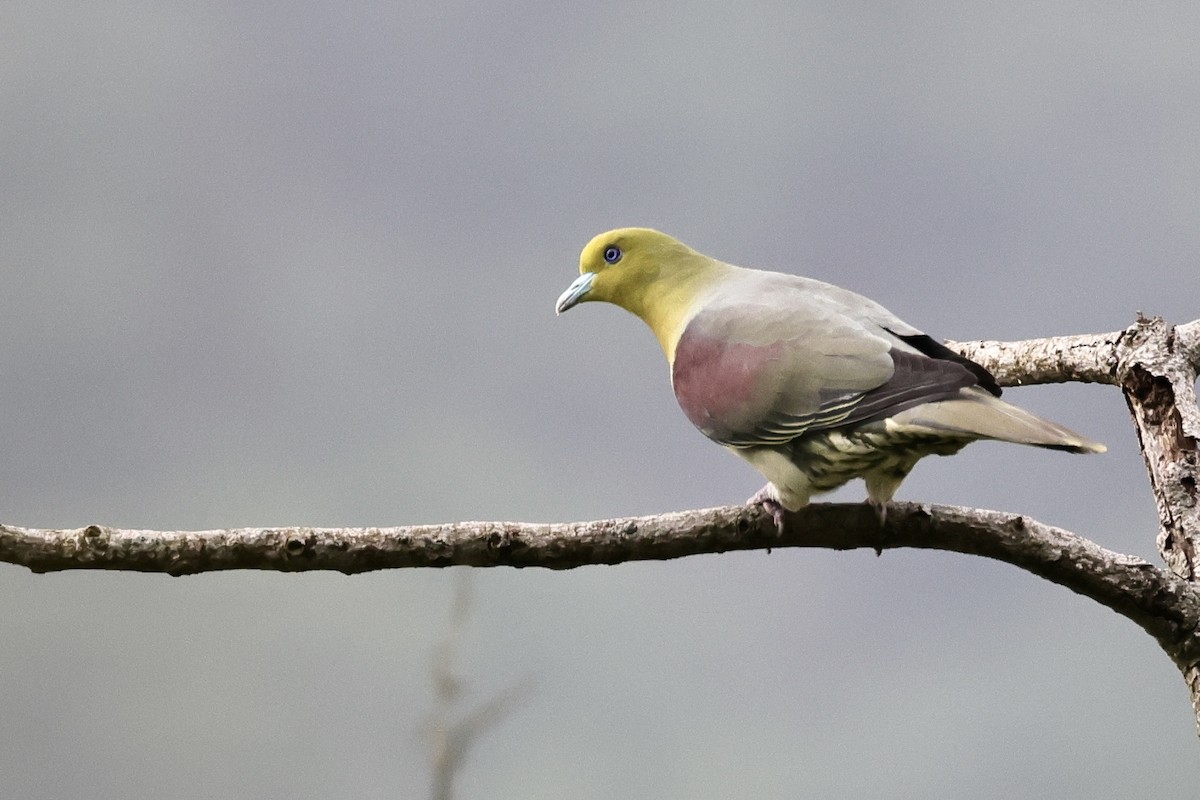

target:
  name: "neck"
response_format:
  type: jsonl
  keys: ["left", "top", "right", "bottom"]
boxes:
{"left": 622, "top": 257, "right": 730, "bottom": 363}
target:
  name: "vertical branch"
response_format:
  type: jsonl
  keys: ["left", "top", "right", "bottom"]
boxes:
{"left": 1117, "top": 317, "right": 1200, "bottom": 580}
{"left": 429, "top": 570, "right": 474, "bottom": 800}
{"left": 427, "top": 570, "right": 531, "bottom": 800}
{"left": 1117, "top": 317, "right": 1200, "bottom": 731}
{"left": 1183, "top": 665, "right": 1200, "bottom": 737}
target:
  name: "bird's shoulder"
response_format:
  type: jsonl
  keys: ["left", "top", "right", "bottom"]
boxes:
{"left": 692, "top": 266, "right": 924, "bottom": 338}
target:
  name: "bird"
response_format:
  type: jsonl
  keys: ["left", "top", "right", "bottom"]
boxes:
{"left": 555, "top": 227, "right": 1105, "bottom": 524}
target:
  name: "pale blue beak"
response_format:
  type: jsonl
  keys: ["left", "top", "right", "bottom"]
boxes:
{"left": 555, "top": 272, "right": 596, "bottom": 315}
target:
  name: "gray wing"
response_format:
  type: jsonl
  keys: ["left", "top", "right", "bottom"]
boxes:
{"left": 670, "top": 269, "right": 995, "bottom": 447}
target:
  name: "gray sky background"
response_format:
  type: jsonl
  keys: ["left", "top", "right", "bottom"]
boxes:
{"left": 3, "top": 3, "right": 1199, "bottom": 797}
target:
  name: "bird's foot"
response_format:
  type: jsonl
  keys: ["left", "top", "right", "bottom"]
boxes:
{"left": 749, "top": 485, "right": 789, "bottom": 536}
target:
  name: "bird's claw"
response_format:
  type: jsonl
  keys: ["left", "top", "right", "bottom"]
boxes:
{"left": 749, "top": 485, "right": 788, "bottom": 536}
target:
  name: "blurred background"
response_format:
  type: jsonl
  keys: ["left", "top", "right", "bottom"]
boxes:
{"left": 3, "top": 2, "right": 1199, "bottom": 797}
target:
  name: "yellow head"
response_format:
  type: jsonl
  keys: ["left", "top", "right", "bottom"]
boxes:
{"left": 555, "top": 228, "right": 729, "bottom": 360}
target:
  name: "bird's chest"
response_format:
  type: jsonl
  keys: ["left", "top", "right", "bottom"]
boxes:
{"left": 670, "top": 327, "right": 783, "bottom": 441}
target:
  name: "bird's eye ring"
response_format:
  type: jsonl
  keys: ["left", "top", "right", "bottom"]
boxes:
{"left": 603, "top": 245, "right": 622, "bottom": 264}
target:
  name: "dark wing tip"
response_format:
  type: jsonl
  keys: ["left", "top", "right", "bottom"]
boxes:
{"left": 887, "top": 331, "right": 1001, "bottom": 396}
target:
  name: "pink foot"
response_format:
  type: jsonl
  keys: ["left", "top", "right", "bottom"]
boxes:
{"left": 749, "top": 485, "right": 788, "bottom": 535}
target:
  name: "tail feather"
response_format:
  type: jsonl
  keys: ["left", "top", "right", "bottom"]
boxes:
{"left": 888, "top": 391, "right": 1107, "bottom": 454}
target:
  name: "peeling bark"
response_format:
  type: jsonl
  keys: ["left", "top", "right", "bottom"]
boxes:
{"left": 1115, "top": 318, "right": 1200, "bottom": 581}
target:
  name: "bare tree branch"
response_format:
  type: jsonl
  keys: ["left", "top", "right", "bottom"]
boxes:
{"left": 0, "top": 503, "right": 1153, "bottom": 581}
{"left": 5, "top": 499, "right": 1199, "bottom": 710}
{"left": 949, "top": 330, "right": 1126, "bottom": 386}
{"left": 950, "top": 318, "right": 1200, "bottom": 389}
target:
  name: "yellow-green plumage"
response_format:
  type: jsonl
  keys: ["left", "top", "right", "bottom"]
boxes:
{"left": 556, "top": 228, "right": 1105, "bottom": 516}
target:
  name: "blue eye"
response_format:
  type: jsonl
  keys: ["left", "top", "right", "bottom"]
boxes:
{"left": 603, "top": 245, "right": 622, "bottom": 264}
